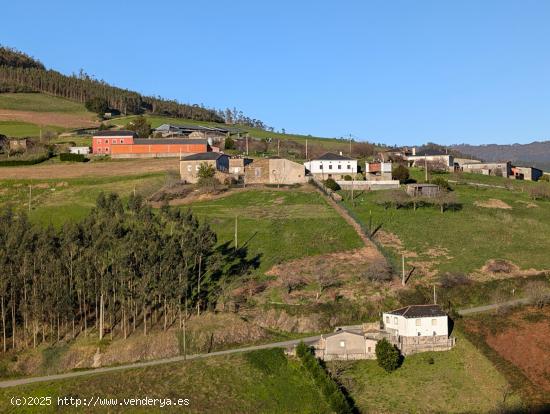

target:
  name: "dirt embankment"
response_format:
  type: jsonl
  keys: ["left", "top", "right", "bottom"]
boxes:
{"left": 0, "top": 110, "right": 98, "bottom": 128}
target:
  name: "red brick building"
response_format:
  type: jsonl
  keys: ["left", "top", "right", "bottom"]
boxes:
{"left": 92, "top": 130, "right": 210, "bottom": 158}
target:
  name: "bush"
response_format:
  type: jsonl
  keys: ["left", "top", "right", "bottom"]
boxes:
{"left": 439, "top": 272, "right": 471, "bottom": 288}
{"left": 392, "top": 164, "right": 410, "bottom": 183}
{"left": 0, "top": 154, "right": 51, "bottom": 167}
{"left": 540, "top": 175, "right": 550, "bottom": 182}
{"left": 59, "top": 153, "right": 87, "bottom": 162}
{"left": 362, "top": 261, "right": 393, "bottom": 282}
{"left": 224, "top": 136, "right": 235, "bottom": 150}
{"left": 343, "top": 175, "right": 352, "bottom": 181}
{"left": 324, "top": 178, "right": 340, "bottom": 191}
{"left": 375, "top": 338, "right": 402, "bottom": 372}
{"left": 430, "top": 176, "right": 451, "bottom": 191}
{"left": 295, "top": 342, "right": 353, "bottom": 414}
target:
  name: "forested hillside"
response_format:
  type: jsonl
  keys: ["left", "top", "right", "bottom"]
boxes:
{"left": 452, "top": 141, "right": 550, "bottom": 171}
{"left": 0, "top": 46, "right": 224, "bottom": 122}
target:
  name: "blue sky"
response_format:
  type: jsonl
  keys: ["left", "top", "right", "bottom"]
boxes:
{"left": 2, "top": 0, "right": 550, "bottom": 146}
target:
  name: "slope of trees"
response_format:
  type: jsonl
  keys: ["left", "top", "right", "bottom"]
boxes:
{"left": 0, "top": 193, "right": 253, "bottom": 352}
{"left": 0, "top": 46, "right": 224, "bottom": 122}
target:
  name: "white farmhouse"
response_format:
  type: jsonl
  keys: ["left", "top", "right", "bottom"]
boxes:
{"left": 304, "top": 152, "right": 357, "bottom": 180}
{"left": 382, "top": 304, "right": 454, "bottom": 354}
{"left": 69, "top": 146, "right": 91, "bottom": 155}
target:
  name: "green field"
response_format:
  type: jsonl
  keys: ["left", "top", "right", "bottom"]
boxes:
{"left": 0, "top": 349, "right": 331, "bottom": 414}
{"left": 187, "top": 189, "right": 363, "bottom": 274}
{"left": 337, "top": 331, "right": 522, "bottom": 413}
{"left": 343, "top": 174, "right": 550, "bottom": 276}
{"left": 0, "top": 93, "right": 88, "bottom": 113}
{"left": 0, "top": 174, "right": 167, "bottom": 226}
{"left": 0, "top": 121, "right": 65, "bottom": 137}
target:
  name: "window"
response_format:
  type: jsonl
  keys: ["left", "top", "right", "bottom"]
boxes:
{"left": 319, "top": 164, "right": 323, "bottom": 169}
{"left": 339, "top": 340, "right": 345, "bottom": 348}
{"left": 120, "top": 139, "right": 124, "bottom": 144}
{"left": 105, "top": 147, "right": 109, "bottom": 152}
{"left": 416, "top": 319, "right": 421, "bottom": 326}
{"left": 329, "top": 165, "right": 332, "bottom": 170}
{"left": 433, "top": 331, "right": 436, "bottom": 336}
{"left": 105, "top": 139, "right": 109, "bottom": 144}
{"left": 368, "top": 347, "right": 371, "bottom": 352}
{"left": 393, "top": 317, "right": 397, "bottom": 324}
{"left": 187, "top": 165, "right": 192, "bottom": 172}
{"left": 431, "top": 319, "right": 437, "bottom": 326}
{"left": 347, "top": 164, "right": 351, "bottom": 170}
{"left": 337, "top": 164, "right": 341, "bottom": 170}
{"left": 385, "top": 316, "right": 390, "bottom": 324}
{"left": 97, "top": 139, "right": 102, "bottom": 144}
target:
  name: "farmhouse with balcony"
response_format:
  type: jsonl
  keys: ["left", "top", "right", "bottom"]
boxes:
{"left": 92, "top": 130, "right": 210, "bottom": 158}
{"left": 179, "top": 153, "right": 229, "bottom": 183}
{"left": 296, "top": 304, "right": 455, "bottom": 361}
{"left": 303, "top": 152, "right": 358, "bottom": 180}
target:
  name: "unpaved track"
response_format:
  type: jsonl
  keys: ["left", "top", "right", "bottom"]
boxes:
{"left": 0, "top": 158, "right": 179, "bottom": 179}
{"left": 0, "top": 335, "right": 321, "bottom": 388}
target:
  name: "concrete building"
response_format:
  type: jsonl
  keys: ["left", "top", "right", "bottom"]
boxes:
{"left": 453, "top": 158, "right": 481, "bottom": 169}
{"left": 406, "top": 149, "right": 454, "bottom": 170}
{"left": 92, "top": 130, "right": 210, "bottom": 158}
{"left": 303, "top": 152, "right": 358, "bottom": 180}
{"left": 405, "top": 183, "right": 441, "bottom": 197}
{"left": 244, "top": 158, "right": 306, "bottom": 185}
{"left": 229, "top": 157, "right": 253, "bottom": 176}
{"left": 179, "top": 153, "right": 229, "bottom": 183}
{"left": 382, "top": 305, "right": 455, "bottom": 355}
{"left": 511, "top": 165, "right": 544, "bottom": 181}
{"left": 460, "top": 161, "right": 512, "bottom": 177}
{"left": 314, "top": 330, "right": 378, "bottom": 361}
{"left": 295, "top": 304, "right": 455, "bottom": 360}
{"left": 365, "top": 161, "right": 393, "bottom": 180}
{"left": 69, "top": 146, "right": 90, "bottom": 155}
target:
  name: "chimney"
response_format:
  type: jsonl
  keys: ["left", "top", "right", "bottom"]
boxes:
{"left": 412, "top": 147, "right": 416, "bottom": 156}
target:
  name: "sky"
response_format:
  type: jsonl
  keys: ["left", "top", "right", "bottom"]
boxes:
{"left": 2, "top": 0, "right": 550, "bottom": 146}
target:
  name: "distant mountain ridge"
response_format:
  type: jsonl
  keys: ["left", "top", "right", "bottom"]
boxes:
{"left": 450, "top": 141, "right": 550, "bottom": 171}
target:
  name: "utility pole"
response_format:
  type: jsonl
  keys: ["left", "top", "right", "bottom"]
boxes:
{"left": 425, "top": 155, "right": 428, "bottom": 182}
{"left": 349, "top": 134, "right": 352, "bottom": 157}
{"left": 246, "top": 134, "right": 249, "bottom": 156}
{"left": 277, "top": 139, "right": 280, "bottom": 157}
{"left": 402, "top": 255, "right": 406, "bottom": 286}
{"left": 234, "top": 215, "right": 238, "bottom": 251}
{"left": 28, "top": 185, "right": 32, "bottom": 213}
{"left": 305, "top": 139, "right": 308, "bottom": 160}
{"left": 433, "top": 285, "right": 437, "bottom": 304}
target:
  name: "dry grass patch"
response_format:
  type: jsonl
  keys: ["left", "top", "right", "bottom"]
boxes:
{"left": 474, "top": 198, "right": 512, "bottom": 209}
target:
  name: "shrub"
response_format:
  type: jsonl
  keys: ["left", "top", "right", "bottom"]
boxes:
{"left": 224, "top": 136, "right": 235, "bottom": 150}
{"left": 0, "top": 154, "right": 51, "bottom": 167}
{"left": 197, "top": 162, "right": 216, "bottom": 180}
{"left": 295, "top": 342, "right": 354, "bottom": 414}
{"left": 486, "top": 259, "right": 515, "bottom": 274}
{"left": 343, "top": 175, "right": 352, "bottom": 181}
{"left": 439, "top": 272, "right": 471, "bottom": 289}
{"left": 430, "top": 176, "right": 451, "bottom": 191}
{"left": 59, "top": 153, "right": 86, "bottom": 162}
{"left": 375, "top": 338, "right": 402, "bottom": 372}
{"left": 362, "top": 261, "right": 393, "bottom": 282}
{"left": 392, "top": 164, "right": 410, "bottom": 183}
{"left": 529, "top": 184, "right": 550, "bottom": 200}
{"left": 540, "top": 175, "right": 550, "bottom": 182}
{"left": 324, "top": 178, "right": 340, "bottom": 191}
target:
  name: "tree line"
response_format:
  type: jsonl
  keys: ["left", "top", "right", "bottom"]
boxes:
{"left": 0, "top": 192, "right": 254, "bottom": 352}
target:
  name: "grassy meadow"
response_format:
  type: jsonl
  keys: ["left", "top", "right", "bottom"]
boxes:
{"left": 0, "top": 349, "right": 331, "bottom": 414}
{"left": 342, "top": 173, "right": 550, "bottom": 277}
{"left": 187, "top": 189, "right": 363, "bottom": 275}
{"left": 0, "top": 93, "right": 89, "bottom": 113}
{"left": 0, "top": 121, "right": 65, "bottom": 138}
{"left": 336, "top": 331, "right": 522, "bottom": 413}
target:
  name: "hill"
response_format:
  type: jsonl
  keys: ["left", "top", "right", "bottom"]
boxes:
{"left": 0, "top": 46, "right": 223, "bottom": 122}
{"left": 451, "top": 141, "right": 550, "bottom": 171}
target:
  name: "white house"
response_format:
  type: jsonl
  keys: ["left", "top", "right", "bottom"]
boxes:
{"left": 383, "top": 304, "right": 448, "bottom": 337}
{"left": 69, "top": 146, "right": 91, "bottom": 155}
{"left": 304, "top": 152, "right": 358, "bottom": 180}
